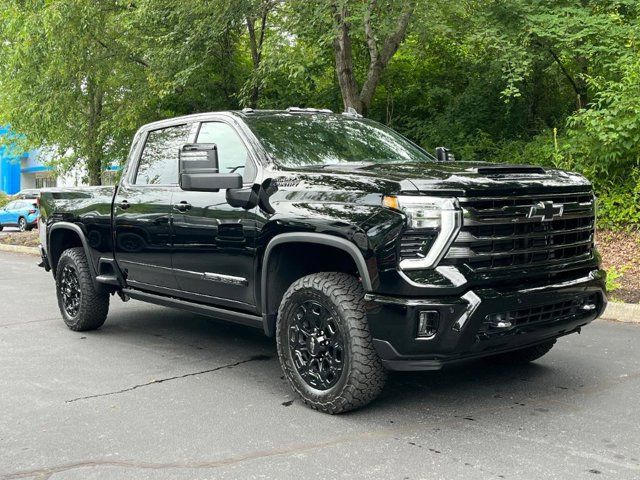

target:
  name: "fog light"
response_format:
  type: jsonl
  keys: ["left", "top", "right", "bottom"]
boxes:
{"left": 417, "top": 310, "right": 440, "bottom": 338}
{"left": 487, "top": 312, "right": 512, "bottom": 329}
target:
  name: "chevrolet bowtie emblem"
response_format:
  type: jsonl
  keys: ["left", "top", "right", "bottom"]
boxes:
{"left": 528, "top": 201, "right": 564, "bottom": 222}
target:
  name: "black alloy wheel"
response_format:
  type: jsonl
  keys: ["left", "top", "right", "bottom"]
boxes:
{"left": 288, "top": 300, "right": 345, "bottom": 390}
{"left": 60, "top": 265, "right": 81, "bottom": 318}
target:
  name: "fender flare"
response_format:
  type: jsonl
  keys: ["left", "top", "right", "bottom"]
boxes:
{"left": 260, "top": 232, "right": 374, "bottom": 336}
{"left": 48, "top": 222, "right": 98, "bottom": 282}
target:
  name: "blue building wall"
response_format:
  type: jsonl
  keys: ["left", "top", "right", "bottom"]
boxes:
{"left": 0, "top": 153, "right": 22, "bottom": 194}
{"left": 0, "top": 126, "right": 46, "bottom": 194}
{"left": 0, "top": 126, "right": 22, "bottom": 194}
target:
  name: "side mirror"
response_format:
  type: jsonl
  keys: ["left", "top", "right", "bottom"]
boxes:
{"left": 435, "top": 146, "right": 455, "bottom": 162}
{"left": 179, "top": 143, "right": 242, "bottom": 192}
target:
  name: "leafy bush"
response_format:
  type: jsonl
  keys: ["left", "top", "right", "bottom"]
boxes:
{"left": 0, "top": 191, "right": 10, "bottom": 208}
{"left": 596, "top": 181, "right": 640, "bottom": 231}
{"left": 605, "top": 265, "right": 628, "bottom": 295}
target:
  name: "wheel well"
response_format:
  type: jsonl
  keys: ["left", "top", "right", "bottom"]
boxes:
{"left": 49, "top": 229, "right": 84, "bottom": 273}
{"left": 262, "top": 242, "right": 361, "bottom": 333}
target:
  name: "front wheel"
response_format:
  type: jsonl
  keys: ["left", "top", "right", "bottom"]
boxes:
{"left": 276, "top": 272, "right": 386, "bottom": 414}
{"left": 55, "top": 247, "right": 109, "bottom": 331}
{"left": 18, "top": 217, "right": 27, "bottom": 232}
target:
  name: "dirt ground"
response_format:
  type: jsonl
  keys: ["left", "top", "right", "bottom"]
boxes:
{"left": 0, "top": 228, "right": 39, "bottom": 247}
{"left": 1, "top": 227, "right": 638, "bottom": 302}
{"left": 598, "top": 229, "right": 640, "bottom": 303}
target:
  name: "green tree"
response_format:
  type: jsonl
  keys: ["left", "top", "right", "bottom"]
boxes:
{"left": 0, "top": 0, "right": 149, "bottom": 185}
{"left": 286, "top": 0, "right": 416, "bottom": 115}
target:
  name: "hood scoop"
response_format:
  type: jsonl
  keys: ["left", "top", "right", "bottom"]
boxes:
{"left": 472, "top": 165, "right": 546, "bottom": 175}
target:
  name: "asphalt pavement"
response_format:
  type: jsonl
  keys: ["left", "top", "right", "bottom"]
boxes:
{"left": 1, "top": 250, "right": 639, "bottom": 480}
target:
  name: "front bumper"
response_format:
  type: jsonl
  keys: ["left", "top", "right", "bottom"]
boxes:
{"left": 365, "top": 269, "right": 607, "bottom": 371}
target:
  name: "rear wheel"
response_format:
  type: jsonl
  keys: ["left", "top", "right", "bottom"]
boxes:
{"left": 0, "top": 225, "right": 3, "bottom": 231}
{"left": 485, "top": 339, "right": 556, "bottom": 365}
{"left": 55, "top": 247, "right": 109, "bottom": 331}
{"left": 18, "top": 217, "right": 27, "bottom": 232}
{"left": 276, "top": 272, "right": 386, "bottom": 414}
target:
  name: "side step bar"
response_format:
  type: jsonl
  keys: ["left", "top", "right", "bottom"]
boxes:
{"left": 96, "top": 274, "right": 120, "bottom": 286}
{"left": 121, "top": 288, "right": 263, "bottom": 329}
{"left": 96, "top": 257, "right": 126, "bottom": 288}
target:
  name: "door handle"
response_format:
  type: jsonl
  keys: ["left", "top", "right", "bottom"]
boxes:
{"left": 119, "top": 200, "right": 131, "bottom": 210}
{"left": 173, "top": 201, "right": 192, "bottom": 212}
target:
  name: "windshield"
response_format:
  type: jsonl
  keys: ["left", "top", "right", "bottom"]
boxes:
{"left": 243, "top": 113, "right": 433, "bottom": 168}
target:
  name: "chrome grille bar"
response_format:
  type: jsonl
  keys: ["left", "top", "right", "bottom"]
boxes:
{"left": 445, "top": 191, "right": 596, "bottom": 271}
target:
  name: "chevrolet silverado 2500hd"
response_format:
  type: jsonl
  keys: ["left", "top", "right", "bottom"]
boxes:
{"left": 39, "top": 108, "right": 606, "bottom": 413}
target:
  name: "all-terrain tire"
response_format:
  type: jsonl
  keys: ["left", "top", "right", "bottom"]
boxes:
{"left": 55, "top": 247, "right": 109, "bottom": 331}
{"left": 485, "top": 339, "right": 556, "bottom": 365}
{"left": 276, "top": 272, "right": 387, "bottom": 414}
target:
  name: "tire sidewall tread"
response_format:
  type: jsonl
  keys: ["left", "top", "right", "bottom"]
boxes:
{"left": 55, "top": 247, "right": 109, "bottom": 331}
{"left": 276, "top": 272, "right": 386, "bottom": 414}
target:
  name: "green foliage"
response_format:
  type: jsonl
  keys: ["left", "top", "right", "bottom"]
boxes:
{"left": 0, "top": 0, "right": 639, "bottom": 229}
{"left": 0, "top": 192, "right": 9, "bottom": 208}
{"left": 596, "top": 180, "right": 640, "bottom": 231}
{"left": 0, "top": 0, "right": 150, "bottom": 184}
{"left": 605, "top": 265, "right": 628, "bottom": 294}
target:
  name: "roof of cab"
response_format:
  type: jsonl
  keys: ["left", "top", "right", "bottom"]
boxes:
{"left": 135, "top": 108, "right": 363, "bottom": 137}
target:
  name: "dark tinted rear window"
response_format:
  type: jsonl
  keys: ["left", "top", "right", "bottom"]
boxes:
{"left": 135, "top": 124, "right": 191, "bottom": 185}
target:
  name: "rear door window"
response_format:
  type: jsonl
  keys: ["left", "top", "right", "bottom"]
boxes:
{"left": 135, "top": 124, "right": 191, "bottom": 185}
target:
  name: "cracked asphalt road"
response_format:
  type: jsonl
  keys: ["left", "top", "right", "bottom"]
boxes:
{"left": 1, "top": 251, "right": 640, "bottom": 480}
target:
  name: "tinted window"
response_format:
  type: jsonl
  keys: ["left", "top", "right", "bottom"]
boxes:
{"left": 196, "top": 122, "right": 256, "bottom": 181}
{"left": 5, "top": 201, "right": 16, "bottom": 210}
{"left": 243, "top": 113, "right": 432, "bottom": 168}
{"left": 135, "top": 124, "right": 191, "bottom": 185}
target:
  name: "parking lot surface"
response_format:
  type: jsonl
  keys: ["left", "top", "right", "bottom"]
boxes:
{"left": 1, "top": 250, "right": 639, "bottom": 479}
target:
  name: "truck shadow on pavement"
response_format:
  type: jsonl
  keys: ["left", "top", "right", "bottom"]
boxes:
{"left": 93, "top": 302, "right": 600, "bottom": 417}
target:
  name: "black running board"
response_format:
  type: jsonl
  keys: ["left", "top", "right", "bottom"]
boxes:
{"left": 121, "top": 288, "right": 263, "bottom": 330}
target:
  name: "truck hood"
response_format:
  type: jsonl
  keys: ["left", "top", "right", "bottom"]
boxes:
{"left": 300, "top": 161, "right": 592, "bottom": 196}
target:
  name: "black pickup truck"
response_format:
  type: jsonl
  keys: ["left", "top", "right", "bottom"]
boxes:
{"left": 39, "top": 108, "right": 606, "bottom": 413}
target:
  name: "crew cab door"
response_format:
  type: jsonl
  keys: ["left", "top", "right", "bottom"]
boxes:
{"left": 170, "top": 120, "right": 259, "bottom": 311}
{"left": 113, "top": 123, "right": 191, "bottom": 292}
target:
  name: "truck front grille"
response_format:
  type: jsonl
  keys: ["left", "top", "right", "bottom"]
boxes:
{"left": 444, "top": 191, "right": 595, "bottom": 272}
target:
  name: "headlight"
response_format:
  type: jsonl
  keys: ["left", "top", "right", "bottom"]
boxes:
{"left": 383, "top": 195, "right": 462, "bottom": 270}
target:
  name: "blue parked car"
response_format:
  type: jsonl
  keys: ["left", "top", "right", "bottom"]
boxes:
{"left": 0, "top": 199, "right": 39, "bottom": 232}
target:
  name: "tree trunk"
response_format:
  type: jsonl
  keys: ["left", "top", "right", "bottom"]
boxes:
{"left": 333, "top": 6, "right": 363, "bottom": 113}
{"left": 246, "top": 1, "right": 273, "bottom": 109}
{"left": 332, "top": 0, "right": 414, "bottom": 116}
{"left": 86, "top": 80, "right": 104, "bottom": 186}
{"left": 219, "top": 30, "right": 239, "bottom": 108}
